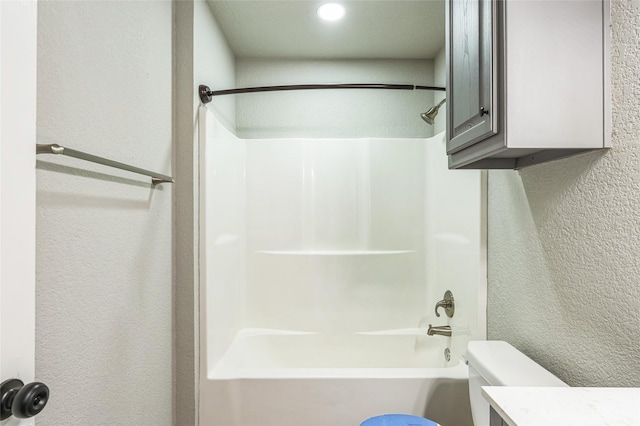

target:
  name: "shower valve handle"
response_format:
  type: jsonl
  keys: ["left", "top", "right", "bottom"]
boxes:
{"left": 434, "top": 290, "right": 455, "bottom": 318}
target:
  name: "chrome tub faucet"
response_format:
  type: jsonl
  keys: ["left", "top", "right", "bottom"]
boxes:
{"left": 427, "top": 324, "right": 452, "bottom": 337}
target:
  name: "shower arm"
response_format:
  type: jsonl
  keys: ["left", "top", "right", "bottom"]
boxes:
{"left": 431, "top": 98, "right": 446, "bottom": 109}
{"left": 198, "top": 84, "right": 445, "bottom": 104}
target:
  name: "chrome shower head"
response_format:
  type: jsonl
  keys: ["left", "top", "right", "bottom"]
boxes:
{"left": 421, "top": 98, "right": 446, "bottom": 125}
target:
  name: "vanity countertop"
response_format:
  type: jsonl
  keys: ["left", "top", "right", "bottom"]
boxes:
{"left": 482, "top": 386, "right": 640, "bottom": 426}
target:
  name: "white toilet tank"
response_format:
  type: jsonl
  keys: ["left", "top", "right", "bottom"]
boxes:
{"left": 466, "top": 341, "right": 568, "bottom": 426}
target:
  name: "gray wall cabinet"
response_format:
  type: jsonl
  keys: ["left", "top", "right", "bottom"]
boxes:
{"left": 446, "top": 0, "right": 610, "bottom": 169}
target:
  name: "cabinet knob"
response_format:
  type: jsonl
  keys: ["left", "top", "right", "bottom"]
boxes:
{"left": 1, "top": 378, "right": 50, "bottom": 420}
{"left": 480, "top": 106, "right": 489, "bottom": 116}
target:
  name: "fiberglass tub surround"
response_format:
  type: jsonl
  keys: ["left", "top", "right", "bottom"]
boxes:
{"left": 199, "top": 108, "right": 484, "bottom": 425}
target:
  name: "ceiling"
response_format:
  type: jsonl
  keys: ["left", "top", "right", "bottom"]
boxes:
{"left": 206, "top": 1, "right": 445, "bottom": 59}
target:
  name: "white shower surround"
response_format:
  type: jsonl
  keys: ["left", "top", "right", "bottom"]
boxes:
{"left": 199, "top": 107, "right": 485, "bottom": 425}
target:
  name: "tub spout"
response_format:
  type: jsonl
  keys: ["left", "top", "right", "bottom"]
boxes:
{"left": 427, "top": 324, "right": 452, "bottom": 337}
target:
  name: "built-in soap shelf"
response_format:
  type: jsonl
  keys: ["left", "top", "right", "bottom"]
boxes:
{"left": 256, "top": 250, "right": 414, "bottom": 256}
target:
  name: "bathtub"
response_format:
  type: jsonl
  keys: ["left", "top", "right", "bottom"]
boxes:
{"left": 199, "top": 329, "right": 473, "bottom": 426}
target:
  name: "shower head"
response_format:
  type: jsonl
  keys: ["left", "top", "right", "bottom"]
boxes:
{"left": 421, "top": 98, "right": 446, "bottom": 125}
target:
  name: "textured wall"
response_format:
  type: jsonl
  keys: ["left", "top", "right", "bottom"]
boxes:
{"left": 175, "top": 1, "right": 238, "bottom": 424}
{"left": 488, "top": 0, "right": 640, "bottom": 387}
{"left": 174, "top": 1, "right": 197, "bottom": 424}
{"left": 36, "top": 1, "right": 173, "bottom": 425}
{"left": 236, "top": 58, "right": 435, "bottom": 139}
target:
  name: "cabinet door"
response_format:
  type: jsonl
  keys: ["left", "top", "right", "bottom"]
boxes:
{"left": 490, "top": 407, "right": 509, "bottom": 426}
{"left": 446, "top": 0, "right": 498, "bottom": 154}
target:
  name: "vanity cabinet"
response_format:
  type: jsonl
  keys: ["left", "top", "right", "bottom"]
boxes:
{"left": 446, "top": 0, "right": 610, "bottom": 169}
{"left": 490, "top": 407, "right": 509, "bottom": 426}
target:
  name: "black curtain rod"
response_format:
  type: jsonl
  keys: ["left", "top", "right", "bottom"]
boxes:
{"left": 198, "top": 84, "right": 445, "bottom": 104}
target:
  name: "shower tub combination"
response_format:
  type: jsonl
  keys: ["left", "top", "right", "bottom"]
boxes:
{"left": 198, "top": 108, "right": 483, "bottom": 426}
{"left": 200, "top": 328, "right": 471, "bottom": 426}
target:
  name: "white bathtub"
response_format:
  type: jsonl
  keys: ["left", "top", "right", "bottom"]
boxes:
{"left": 200, "top": 329, "right": 473, "bottom": 426}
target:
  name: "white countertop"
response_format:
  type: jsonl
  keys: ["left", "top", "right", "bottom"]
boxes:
{"left": 482, "top": 386, "right": 640, "bottom": 426}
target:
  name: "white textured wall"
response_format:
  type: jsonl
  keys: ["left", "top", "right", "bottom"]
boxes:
{"left": 236, "top": 59, "right": 435, "bottom": 139}
{"left": 487, "top": 0, "right": 640, "bottom": 387}
{"left": 174, "top": 2, "right": 197, "bottom": 423}
{"left": 36, "top": 2, "right": 173, "bottom": 425}
{"left": 174, "top": 1, "right": 237, "bottom": 424}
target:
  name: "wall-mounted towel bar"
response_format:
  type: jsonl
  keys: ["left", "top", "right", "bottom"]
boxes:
{"left": 36, "top": 144, "right": 174, "bottom": 185}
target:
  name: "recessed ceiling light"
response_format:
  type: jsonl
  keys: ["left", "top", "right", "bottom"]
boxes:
{"left": 317, "top": 3, "right": 345, "bottom": 22}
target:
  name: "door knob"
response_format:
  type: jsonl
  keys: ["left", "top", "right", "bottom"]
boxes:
{"left": 1, "top": 378, "right": 49, "bottom": 420}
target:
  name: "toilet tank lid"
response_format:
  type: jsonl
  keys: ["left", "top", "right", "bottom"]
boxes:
{"left": 466, "top": 341, "right": 568, "bottom": 387}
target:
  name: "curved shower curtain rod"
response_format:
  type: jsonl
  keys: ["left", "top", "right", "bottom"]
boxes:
{"left": 198, "top": 83, "right": 445, "bottom": 104}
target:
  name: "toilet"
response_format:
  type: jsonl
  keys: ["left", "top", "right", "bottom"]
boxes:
{"left": 361, "top": 340, "right": 567, "bottom": 426}
{"left": 467, "top": 340, "right": 568, "bottom": 426}
{"left": 360, "top": 414, "right": 439, "bottom": 426}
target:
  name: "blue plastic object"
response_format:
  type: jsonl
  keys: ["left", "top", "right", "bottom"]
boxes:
{"left": 360, "top": 414, "right": 439, "bottom": 426}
